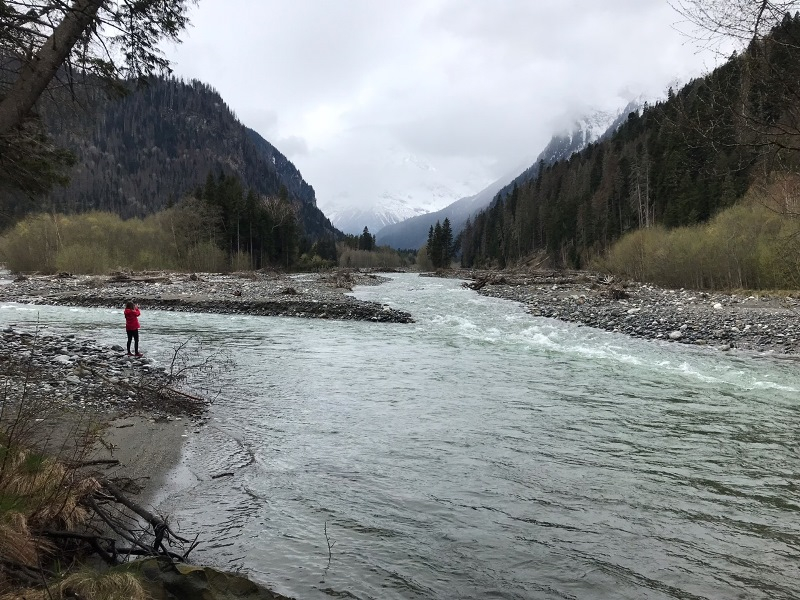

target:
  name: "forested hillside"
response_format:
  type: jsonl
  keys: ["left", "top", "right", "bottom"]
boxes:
{"left": 377, "top": 103, "right": 638, "bottom": 251}
{"left": 36, "top": 77, "right": 338, "bottom": 240}
{"left": 461, "top": 15, "right": 800, "bottom": 269}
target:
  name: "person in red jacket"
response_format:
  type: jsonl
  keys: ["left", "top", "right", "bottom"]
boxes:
{"left": 124, "top": 301, "right": 142, "bottom": 357}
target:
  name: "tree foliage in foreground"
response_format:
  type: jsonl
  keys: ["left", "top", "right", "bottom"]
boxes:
{"left": 672, "top": 0, "right": 800, "bottom": 45}
{"left": 0, "top": 0, "right": 194, "bottom": 200}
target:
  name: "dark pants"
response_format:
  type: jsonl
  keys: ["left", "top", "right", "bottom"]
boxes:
{"left": 126, "top": 329, "right": 139, "bottom": 354}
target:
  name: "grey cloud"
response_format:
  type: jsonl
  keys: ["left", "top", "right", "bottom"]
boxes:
{"left": 169, "top": 1, "right": 720, "bottom": 211}
{"left": 277, "top": 135, "right": 310, "bottom": 157}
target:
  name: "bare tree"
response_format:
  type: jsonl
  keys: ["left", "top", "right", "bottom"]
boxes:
{"left": 263, "top": 195, "right": 298, "bottom": 269}
{"left": 672, "top": 1, "right": 800, "bottom": 47}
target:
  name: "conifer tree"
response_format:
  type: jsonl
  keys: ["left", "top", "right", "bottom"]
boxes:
{"left": 0, "top": 0, "right": 194, "bottom": 196}
{"left": 440, "top": 218, "right": 454, "bottom": 268}
{"left": 359, "top": 226, "right": 375, "bottom": 251}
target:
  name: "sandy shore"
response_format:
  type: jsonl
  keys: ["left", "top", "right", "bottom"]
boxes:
{"left": 0, "top": 323, "right": 205, "bottom": 516}
{"left": 88, "top": 414, "right": 193, "bottom": 506}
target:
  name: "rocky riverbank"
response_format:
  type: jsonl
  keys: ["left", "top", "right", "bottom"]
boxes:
{"left": 0, "top": 326, "right": 207, "bottom": 419}
{"left": 0, "top": 270, "right": 414, "bottom": 323}
{"left": 0, "top": 328, "right": 288, "bottom": 599}
{"left": 453, "top": 270, "right": 800, "bottom": 356}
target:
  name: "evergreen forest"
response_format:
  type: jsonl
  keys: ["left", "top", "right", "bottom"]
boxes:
{"left": 460, "top": 14, "right": 800, "bottom": 279}
{"left": 3, "top": 76, "right": 338, "bottom": 243}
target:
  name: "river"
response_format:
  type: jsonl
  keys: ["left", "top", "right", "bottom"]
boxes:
{"left": 2, "top": 273, "right": 799, "bottom": 599}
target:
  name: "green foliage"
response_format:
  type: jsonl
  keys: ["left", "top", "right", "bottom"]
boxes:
{"left": 184, "top": 241, "right": 228, "bottom": 273}
{"left": 295, "top": 253, "right": 336, "bottom": 272}
{"left": 0, "top": 183, "right": 351, "bottom": 273}
{"left": 595, "top": 200, "right": 800, "bottom": 290}
{"left": 0, "top": 212, "right": 172, "bottom": 273}
{"left": 0, "top": 215, "right": 61, "bottom": 273}
{"left": 358, "top": 227, "right": 376, "bottom": 251}
{"left": 337, "top": 246, "right": 404, "bottom": 269}
{"left": 426, "top": 218, "right": 454, "bottom": 269}
{"left": 416, "top": 245, "right": 434, "bottom": 271}
{"left": 0, "top": 123, "right": 76, "bottom": 212}
{"left": 334, "top": 228, "right": 409, "bottom": 269}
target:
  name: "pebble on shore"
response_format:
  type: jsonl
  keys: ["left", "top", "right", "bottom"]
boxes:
{"left": 0, "top": 325, "right": 206, "bottom": 419}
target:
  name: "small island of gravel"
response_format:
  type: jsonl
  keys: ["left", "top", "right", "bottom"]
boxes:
{"left": 0, "top": 269, "right": 414, "bottom": 324}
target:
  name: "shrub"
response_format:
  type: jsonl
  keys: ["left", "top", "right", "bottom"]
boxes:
{"left": 595, "top": 200, "right": 800, "bottom": 290}
{"left": 184, "top": 241, "right": 229, "bottom": 273}
{"left": 56, "top": 243, "right": 112, "bottom": 274}
{"left": 336, "top": 247, "right": 404, "bottom": 270}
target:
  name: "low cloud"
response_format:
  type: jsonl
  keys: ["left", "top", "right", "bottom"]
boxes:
{"left": 169, "top": 1, "right": 721, "bottom": 210}
{"left": 277, "top": 135, "right": 310, "bottom": 157}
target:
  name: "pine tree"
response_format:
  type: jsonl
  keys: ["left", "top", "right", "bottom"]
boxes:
{"left": 359, "top": 226, "right": 375, "bottom": 251}
{"left": 440, "top": 218, "right": 453, "bottom": 268}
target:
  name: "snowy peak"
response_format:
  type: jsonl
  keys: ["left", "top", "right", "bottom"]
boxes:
{"left": 320, "top": 152, "right": 490, "bottom": 235}
{"left": 376, "top": 100, "right": 646, "bottom": 250}
{"left": 325, "top": 197, "right": 430, "bottom": 235}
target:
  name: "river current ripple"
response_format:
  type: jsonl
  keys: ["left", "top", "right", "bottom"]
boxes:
{"left": 3, "top": 273, "right": 800, "bottom": 599}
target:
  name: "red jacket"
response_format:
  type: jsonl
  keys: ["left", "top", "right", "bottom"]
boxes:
{"left": 124, "top": 307, "right": 141, "bottom": 330}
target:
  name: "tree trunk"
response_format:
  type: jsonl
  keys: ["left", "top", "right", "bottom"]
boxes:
{"left": 0, "top": 0, "right": 105, "bottom": 137}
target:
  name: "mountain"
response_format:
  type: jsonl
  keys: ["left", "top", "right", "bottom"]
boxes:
{"left": 38, "top": 77, "right": 338, "bottom": 240}
{"left": 376, "top": 104, "right": 639, "bottom": 250}
{"left": 375, "top": 169, "right": 517, "bottom": 250}
{"left": 459, "top": 15, "right": 800, "bottom": 269}
{"left": 319, "top": 153, "right": 489, "bottom": 235}
{"left": 324, "top": 195, "right": 429, "bottom": 236}
{"left": 489, "top": 100, "right": 643, "bottom": 206}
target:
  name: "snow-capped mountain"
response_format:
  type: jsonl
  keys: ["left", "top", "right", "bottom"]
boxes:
{"left": 319, "top": 153, "right": 490, "bottom": 236}
{"left": 377, "top": 100, "right": 644, "bottom": 250}
{"left": 325, "top": 195, "right": 427, "bottom": 236}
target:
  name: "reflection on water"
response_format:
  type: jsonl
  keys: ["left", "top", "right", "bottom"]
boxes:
{"left": 2, "top": 274, "right": 800, "bottom": 600}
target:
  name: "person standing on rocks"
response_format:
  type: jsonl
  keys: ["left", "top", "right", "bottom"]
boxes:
{"left": 124, "top": 301, "right": 143, "bottom": 357}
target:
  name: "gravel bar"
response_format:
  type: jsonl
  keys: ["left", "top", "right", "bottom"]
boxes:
{"left": 448, "top": 270, "right": 800, "bottom": 357}
{"left": 0, "top": 270, "right": 414, "bottom": 324}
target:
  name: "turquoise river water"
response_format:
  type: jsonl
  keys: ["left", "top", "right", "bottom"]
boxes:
{"left": 2, "top": 273, "right": 799, "bottom": 599}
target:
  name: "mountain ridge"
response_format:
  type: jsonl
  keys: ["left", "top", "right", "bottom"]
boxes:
{"left": 376, "top": 102, "right": 641, "bottom": 250}
{"left": 39, "top": 77, "right": 339, "bottom": 240}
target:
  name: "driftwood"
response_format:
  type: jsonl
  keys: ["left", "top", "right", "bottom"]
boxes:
{"left": 0, "top": 557, "right": 50, "bottom": 587}
{"left": 463, "top": 273, "right": 506, "bottom": 290}
{"left": 35, "top": 477, "right": 200, "bottom": 570}
{"left": 69, "top": 458, "right": 120, "bottom": 468}
{"left": 109, "top": 274, "right": 172, "bottom": 284}
{"left": 80, "top": 360, "right": 207, "bottom": 415}
{"left": 607, "top": 287, "right": 630, "bottom": 300}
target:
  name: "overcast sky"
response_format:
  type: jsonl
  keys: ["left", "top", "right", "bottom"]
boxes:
{"left": 165, "top": 0, "right": 722, "bottom": 211}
